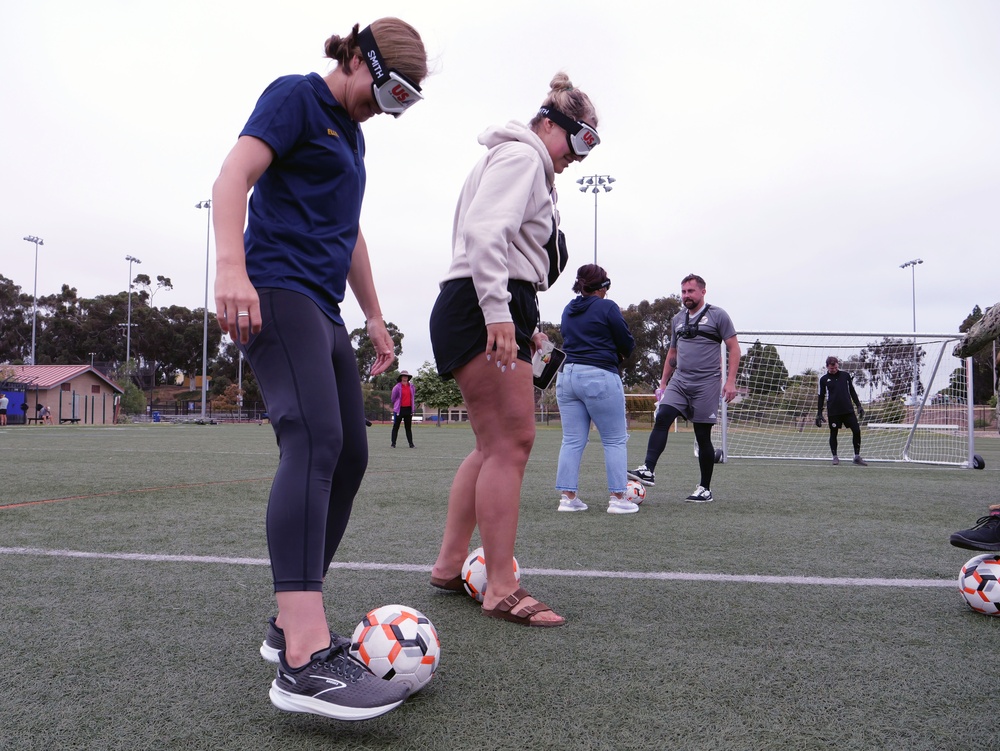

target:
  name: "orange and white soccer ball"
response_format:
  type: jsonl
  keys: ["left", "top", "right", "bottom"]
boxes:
{"left": 959, "top": 554, "right": 1000, "bottom": 616}
{"left": 625, "top": 479, "right": 646, "bottom": 505}
{"left": 461, "top": 546, "right": 520, "bottom": 603}
{"left": 349, "top": 604, "right": 440, "bottom": 693}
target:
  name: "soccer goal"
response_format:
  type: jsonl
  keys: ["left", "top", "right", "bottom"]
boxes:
{"left": 713, "top": 331, "right": 977, "bottom": 467}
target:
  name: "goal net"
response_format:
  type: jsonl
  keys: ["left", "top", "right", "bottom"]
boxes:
{"left": 713, "top": 331, "right": 976, "bottom": 467}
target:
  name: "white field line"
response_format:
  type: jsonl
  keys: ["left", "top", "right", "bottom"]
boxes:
{"left": 0, "top": 546, "right": 956, "bottom": 588}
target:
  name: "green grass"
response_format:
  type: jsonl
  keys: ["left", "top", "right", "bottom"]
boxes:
{"left": 2, "top": 422, "right": 999, "bottom": 751}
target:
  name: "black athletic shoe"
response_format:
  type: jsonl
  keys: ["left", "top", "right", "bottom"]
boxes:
{"left": 951, "top": 508, "right": 1000, "bottom": 552}
{"left": 269, "top": 636, "right": 408, "bottom": 721}
{"left": 685, "top": 485, "right": 713, "bottom": 503}
{"left": 627, "top": 465, "right": 655, "bottom": 487}
{"left": 260, "top": 617, "right": 284, "bottom": 664}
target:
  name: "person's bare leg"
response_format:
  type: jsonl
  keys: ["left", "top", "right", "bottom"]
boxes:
{"left": 449, "top": 355, "right": 563, "bottom": 624}
{"left": 430, "top": 448, "right": 482, "bottom": 580}
{"left": 274, "top": 591, "right": 331, "bottom": 668}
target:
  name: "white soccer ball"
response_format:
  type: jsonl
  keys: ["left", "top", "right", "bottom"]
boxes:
{"left": 349, "top": 604, "right": 440, "bottom": 693}
{"left": 958, "top": 554, "right": 1000, "bottom": 616}
{"left": 461, "top": 546, "right": 520, "bottom": 603}
{"left": 625, "top": 480, "right": 646, "bottom": 505}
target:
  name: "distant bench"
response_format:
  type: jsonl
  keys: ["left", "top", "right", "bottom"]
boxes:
{"left": 59, "top": 417, "right": 81, "bottom": 424}
{"left": 868, "top": 423, "right": 960, "bottom": 431}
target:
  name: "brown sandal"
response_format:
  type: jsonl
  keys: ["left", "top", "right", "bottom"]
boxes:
{"left": 482, "top": 587, "right": 566, "bottom": 627}
{"left": 430, "top": 574, "right": 465, "bottom": 592}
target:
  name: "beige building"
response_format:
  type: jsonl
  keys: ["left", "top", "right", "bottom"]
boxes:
{"left": 4, "top": 365, "right": 124, "bottom": 425}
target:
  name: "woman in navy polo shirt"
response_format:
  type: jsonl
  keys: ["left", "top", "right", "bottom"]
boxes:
{"left": 211, "top": 18, "right": 427, "bottom": 721}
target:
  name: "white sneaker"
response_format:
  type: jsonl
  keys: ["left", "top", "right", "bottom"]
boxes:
{"left": 685, "top": 486, "right": 713, "bottom": 503}
{"left": 607, "top": 496, "right": 639, "bottom": 514}
{"left": 558, "top": 494, "right": 588, "bottom": 512}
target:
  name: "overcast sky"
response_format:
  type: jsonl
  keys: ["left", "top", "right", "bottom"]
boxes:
{"left": 3, "top": 0, "right": 998, "bottom": 381}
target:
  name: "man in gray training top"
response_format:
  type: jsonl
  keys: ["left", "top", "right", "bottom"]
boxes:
{"left": 816, "top": 355, "right": 867, "bottom": 466}
{"left": 628, "top": 274, "right": 741, "bottom": 502}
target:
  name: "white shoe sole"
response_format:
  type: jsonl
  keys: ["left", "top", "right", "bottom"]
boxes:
{"left": 558, "top": 505, "right": 588, "bottom": 512}
{"left": 269, "top": 681, "right": 404, "bottom": 721}
{"left": 607, "top": 505, "right": 639, "bottom": 514}
{"left": 260, "top": 641, "right": 281, "bottom": 664}
{"left": 626, "top": 473, "right": 655, "bottom": 487}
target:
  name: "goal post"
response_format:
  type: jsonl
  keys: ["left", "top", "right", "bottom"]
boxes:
{"left": 712, "top": 331, "right": 976, "bottom": 467}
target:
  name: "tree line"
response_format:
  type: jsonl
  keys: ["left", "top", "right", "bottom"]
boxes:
{"left": 2, "top": 272, "right": 994, "bottom": 416}
{"left": 1, "top": 272, "right": 222, "bottom": 376}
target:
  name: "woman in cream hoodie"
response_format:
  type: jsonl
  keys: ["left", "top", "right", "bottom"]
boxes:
{"left": 428, "top": 72, "right": 601, "bottom": 627}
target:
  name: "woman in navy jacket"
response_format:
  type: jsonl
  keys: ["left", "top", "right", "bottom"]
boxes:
{"left": 555, "top": 264, "right": 636, "bottom": 514}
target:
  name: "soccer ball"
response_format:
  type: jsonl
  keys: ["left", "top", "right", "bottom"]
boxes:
{"left": 461, "top": 546, "right": 520, "bottom": 603}
{"left": 625, "top": 480, "right": 646, "bottom": 505}
{"left": 958, "top": 554, "right": 1000, "bottom": 616}
{"left": 349, "top": 604, "right": 441, "bottom": 693}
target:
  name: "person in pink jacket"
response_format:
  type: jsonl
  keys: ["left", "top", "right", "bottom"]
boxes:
{"left": 390, "top": 370, "right": 416, "bottom": 448}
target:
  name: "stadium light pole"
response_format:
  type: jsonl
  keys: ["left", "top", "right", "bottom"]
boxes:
{"left": 125, "top": 255, "right": 142, "bottom": 366}
{"left": 22, "top": 235, "right": 43, "bottom": 365}
{"left": 195, "top": 200, "right": 212, "bottom": 421}
{"left": 900, "top": 258, "right": 923, "bottom": 404}
{"left": 988, "top": 305, "right": 998, "bottom": 402}
{"left": 576, "top": 175, "right": 616, "bottom": 264}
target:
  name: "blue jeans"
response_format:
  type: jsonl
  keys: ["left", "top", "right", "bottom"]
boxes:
{"left": 555, "top": 363, "right": 629, "bottom": 494}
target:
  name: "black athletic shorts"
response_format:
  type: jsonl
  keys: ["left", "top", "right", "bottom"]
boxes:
{"left": 829, "top": 412, "right": 860, "bottom": 431}
{"left": 429, "top": 278, "right": 537, "bottom": 379}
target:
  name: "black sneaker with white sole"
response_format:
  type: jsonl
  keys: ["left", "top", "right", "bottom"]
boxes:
{"left": 950, "top": 509, "right": 1000, "bottom": 551}
{"left": 627, "top": 465, "right": 655, "bottom": 487}
{"left": 685, "top": 485, "right": 713, "bottom": 503}
{"left": 260, "top": 617, "right": 284, "bottom": 664}
{"left": 269, "top": 636, "right": 409, "bottom": 721}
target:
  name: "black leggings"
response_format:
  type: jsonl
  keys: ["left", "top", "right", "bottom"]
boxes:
{"left": 829, "top": 412, "right": 862, "bottom": 457}
{"left": 391, "top": 407, "right": 413, "bottom": 447}
{"left": 644, "top": 404, "right": 717, "bottom": 489}
{"left": 243, "top": 289, "right": 368, "bottom": 593}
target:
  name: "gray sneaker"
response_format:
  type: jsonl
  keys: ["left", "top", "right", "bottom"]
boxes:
{"left": 261, "top": 617, "right": 284, "bottom": 664}
{"left": 269, "top": 636, "right": 408, "bottom": 721}
{"left": 607, "top": 496, "right": 640, "bottom": 514}
{"left": 853, "top": 455, "right": 868, "bottom": 466}
{"left": 832, "top": 456, "right": 840, "bottom": 466}
{"left": 627, "top": 465, "right": 655, "bottom": 487}
{"left": 557, "top": 494, "right": 588, "bottom": 512}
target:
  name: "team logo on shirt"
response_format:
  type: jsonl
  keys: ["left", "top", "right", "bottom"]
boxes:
{"left": 327, "top": 129, "right": 340, "bottom": 138}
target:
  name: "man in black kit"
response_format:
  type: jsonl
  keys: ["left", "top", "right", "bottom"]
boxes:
{"left": 816, "top": 356, "right": 868, "bottom": 466}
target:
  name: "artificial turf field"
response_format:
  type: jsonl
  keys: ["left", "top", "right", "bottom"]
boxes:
{"left": 2, "top": 421, "right": 999, "bottom": 751}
